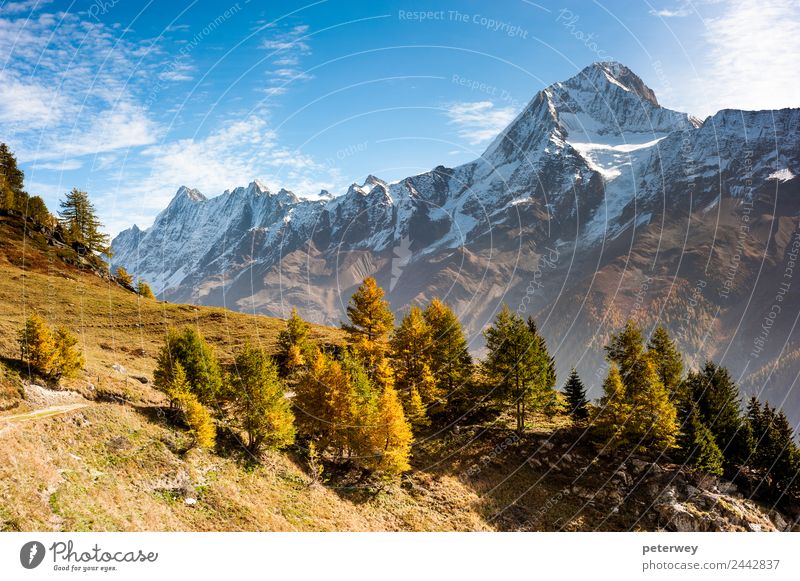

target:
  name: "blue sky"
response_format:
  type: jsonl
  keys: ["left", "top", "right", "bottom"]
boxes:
{"left": 1, "top": 0, "right": 798, "bottom": 234}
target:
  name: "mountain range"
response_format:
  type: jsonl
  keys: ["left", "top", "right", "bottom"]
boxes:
{"left": 111, "top": 62, "right": 800, "bottom": 424}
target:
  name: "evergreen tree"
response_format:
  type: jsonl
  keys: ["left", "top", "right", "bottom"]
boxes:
{"left": 153, "top": 327, "right": 223, "bottom": 406}
{"left": 136, "top": 280, "right": 156, "bottom": 299}
{"left": 391, "top": 306, "right": 439, "bottom": 425}
{"left": 227, "top": 344, "right": 295, "bottom": 454}
{"left": 423, "top": 298, "right": 473, "bottom": 403}
{"left": 58, "top": 188, "right": 110, "bottom": 254}
{"left": 342, "top": 277, "right": 394, "bottom": 375}
{"left": 563, "top": 368, "right": 589, "bottom": 420}
{"left": 676, "top": 403, "right": 724, "bottom": 475}
{"left": 647, "top": 325, "right": 685, "bottom": 399}
{"left": 483, "top": 305, "right": 550, "bottom": 434}
{"left": 685, "top": 362, "right": 752, "bottom": 466}
{"left": 115, "top": 266, "right": 134, "bottom": 288}
{"left": 527, "top": 317, "right": 557, "bottom": 394}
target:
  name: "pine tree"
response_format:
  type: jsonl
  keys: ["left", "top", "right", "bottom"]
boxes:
{"left": 276, "top": 307, "right": 316, "bottom": 375}
{"left": 115, "top": 267, "right": 134, "bottom": 288}
{"left": 227, "top": 344, "right": 295, "bottom": 454}
{"left": 483, "top": 305, "right": 550, "bottom": 434}
{"left": 153, "top": 327, "right": 223, "bottom": 406}
{"left": 58, "top": 188, "right": 110, "bottom": 254}
{"left": 423, "top": 298, "right": 473, "bottom": 405}
{"left": 136, "top": 280, "right": 156, "bottom": 299}
{"left": 527, "top": 317, "right": 557, "bottom": 393}
{"left": 53, "top": 326, "right": 84, "bottom": 379}
{"left": 677, "top": 403, "right": 724, "bottom": 475}
{"left": 685, "top": 361, "right": 751, "bottom": 466}
{"left": 391, "top": 306, "right": 440, "bottom": 424}
{"left": 563, "top": 368, "right": 589, "bottom": 420}
{"left": 342, "top": 277, "right": 394, "bottom": 375}
{"left": 647, "top": 325, "right": 684, "bottom": 399}
{"left": 18, "top": 314, "right": 57, "bottom": 377}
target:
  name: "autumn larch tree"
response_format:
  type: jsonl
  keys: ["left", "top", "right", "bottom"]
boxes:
{"left": 58, "top": 188, "right": 111, "bottom": 255}
{"left": 136, "top": 280, "right": 156, "bottom": 299}
{"left": 391, "top": 306, "right": 439, "bottom": 426}
{"left": 596, "top": 323, "right": 679, "bottom": 451}
{"left": 342, "top": 277, "right": 394, "bottom": 377}
{"left": 0, "top": 142, "right": 28, "bottom": 212}
{"left": 423, "top": 298, "right": 473, "bottom": 407}
{"left": 115, "top": 266, "right": 134, "bottom": 288}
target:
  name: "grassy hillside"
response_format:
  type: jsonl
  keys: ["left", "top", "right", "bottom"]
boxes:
{"left": 0, "top": 214, "right": 793, "bottom": 532}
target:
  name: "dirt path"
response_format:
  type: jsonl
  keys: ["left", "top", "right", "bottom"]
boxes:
{"left": 0, "top": 403, "right": 90, "bottom": 424}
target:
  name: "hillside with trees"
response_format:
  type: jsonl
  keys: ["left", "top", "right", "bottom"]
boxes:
{"left": 1, "top": 142, "right": 799, "bottom": 531}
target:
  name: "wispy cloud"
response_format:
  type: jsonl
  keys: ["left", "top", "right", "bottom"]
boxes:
{"left": 115, "top": 115, "right": 340, "bottom": 216}
{"left": 0, "top": 0, "right": 53, "bottom": 14}
{"left": 259, "top": 22, "right": 313, "bottom": 96}
{"left": 34, "top": 159, "right": 83, "bottom": 171}
{"left": 0, "top": 8, "right": 162, "bottom": 161}
{"left": 696, "top": 0, "right": 800, "bottom": 114}
{"left": 445, "top": 101, "right": 518, "bottom": 145}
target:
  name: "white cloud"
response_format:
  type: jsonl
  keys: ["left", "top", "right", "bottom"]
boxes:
{"left": 259, "top": 22, "right": 313, "bottom": 95}
{"left": 158, "top": 61, "right": 195, "bottom": 82}
{"left": 0, "top": 0, "right": 52, "bottom": 14}
{"left": 127, "top": 116, "right": 339, "bottom": 215}
{"left": 0, "top": 8, "right": 163, "bottom": 161}
{"left": 650, "top": 8, "right": 692, "bottom": 17}
{"left": 0, "top": 71, "right": 67, "bottom": 128}
{"left": 691, "top": 0, "right": 800, "bottom": 115}
{"left": 445, "top": 101, "right": 518, "bottom": 145}
{"left": 34, "top": 159, "right": 83, "bottom": 171}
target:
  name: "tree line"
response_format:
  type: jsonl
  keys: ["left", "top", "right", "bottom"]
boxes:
{"left": 16, "top": 274, "right": 799, "bottom": 495}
